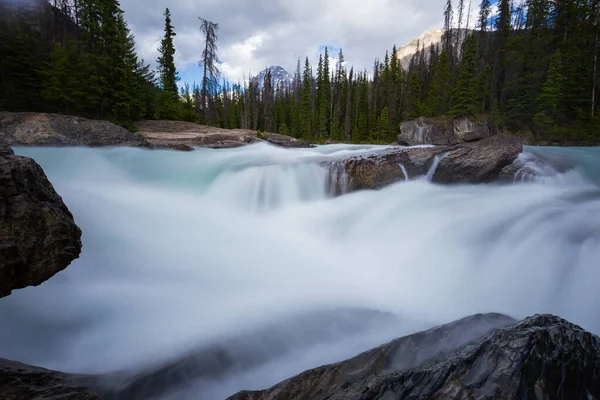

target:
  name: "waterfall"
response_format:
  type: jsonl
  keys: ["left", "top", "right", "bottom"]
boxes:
{"left": 399, "top": 163, "right": 409, "bottom": 181}
{"left": 1, "top": 143, "right": 599, "bottom": 400}
{"left": 424, "top": 152, "right": 448, "bottom": 181}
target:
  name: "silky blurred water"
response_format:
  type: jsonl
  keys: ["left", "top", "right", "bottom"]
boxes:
{"left": 1, "top": 143, "right": 599, "bottom": 399}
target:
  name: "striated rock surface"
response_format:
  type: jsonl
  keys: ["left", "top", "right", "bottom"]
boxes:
{"left": 432, "top": 133, "right": 523, "bottom": 184}
{"left": 230, "top": 314, "right": 600, "bottom": 400}
{"left": 0, "top": 143, "right": 81, "bottom": 298}
{"left": 398, "top": 116, "right": 495, "bottom": 146}
{"left": 0, "top": 112, "right": 149, "bottom": 147}
{"left": 136, "top": 120, "right": 313, "bottom": 150}
{"left": 335, "top": 133, "right": 523, "bottom": 191}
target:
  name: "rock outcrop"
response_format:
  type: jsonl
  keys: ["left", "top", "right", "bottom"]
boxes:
{"left": 334, "top": 133, "right": 522, "bottom": 191}
{"left": 432, "top": 133, "right": 523, "bottom": 184}
{"left": 0, "top": 112, "right": 149, "bottom": 147}
{"left": 0, "top": 143, "right": 82, "bottom": 297}
{"left": 0, "top": 359, "right": 101, "bottom": 400}
{"left": 230, "top": 314, "right": 600, "bottom": 400}
{"left": 398, "top": 116, "right": 495, "bottom": 146}
{"left": 136, "top": 120, "right": 313, "bottom": 150}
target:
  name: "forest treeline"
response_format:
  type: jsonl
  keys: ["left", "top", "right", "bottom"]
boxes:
{"left": 1, "top": 0, "right": 600, "bottom": 142}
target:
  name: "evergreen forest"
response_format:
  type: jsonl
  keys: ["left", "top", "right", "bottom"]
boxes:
{"left": 1, "top": 0, "right": 600, "bottom": 143}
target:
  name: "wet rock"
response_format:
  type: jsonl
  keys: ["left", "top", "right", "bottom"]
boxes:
{"left": 339, "top": 146, "right": 450, "bottom": 191}
{"left": 432, "top": 133, "right": 523, "bottom": 184}
{"left": 229, "top": 314, "right": 600, "bottom": 400}
{"left": 0, "top": 112, "right": 149, "bottom": 147}
{"left": 333, "top": 134, "right": 523, "bottom": 190}
{"left": 0, "top": 143, "right": 82, "bottom": 298}
{"left": 0, "top": 359, "right": 101, "bottom": 400}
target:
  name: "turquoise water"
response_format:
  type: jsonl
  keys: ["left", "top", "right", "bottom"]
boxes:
{"left": 0, "top": 143, "right": 599, "bottom": 399}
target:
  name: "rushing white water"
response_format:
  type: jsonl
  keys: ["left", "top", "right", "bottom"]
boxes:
{"left": 1, "top": 143, "right": 600, "bottom": 399}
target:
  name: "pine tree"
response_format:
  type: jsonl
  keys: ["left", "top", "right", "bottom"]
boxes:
{"left": 43, "top": 41, "right": 82, "bottom": 114}
{"left": 405, "top": 72, "right": 422, "bottom": 120}
{"left": 378, "top": 106, "right": 392, "bottom": 141}
{"left": 157, "top": 8, "right": 179, "bottom": 119}
{"left": 449, "top": 34, "right": 479, "bottom": 116}
{"left": 424, "top": 50, "right": 452, "bottom": 116}
{"left": 300, "top": 57, "right": 313, "bottom": 140}
{"left": 534, "top": 49, "right": 565, "bottom": 127}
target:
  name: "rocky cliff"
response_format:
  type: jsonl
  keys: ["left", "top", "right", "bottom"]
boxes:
{"left": 0, "top": 112, "right": 149, "bottom": 147}
{"left": 0, "top": 143, "right": 82, "bottom": 297}
{"left": 398, "top": 116, "right": 497, "bottom": 146}
{"left": 230, "top": 314, "right": 600, "bottom": 400}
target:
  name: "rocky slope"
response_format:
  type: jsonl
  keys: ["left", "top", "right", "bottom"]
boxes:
{"left": 0, "top": 143, "right": 82, "bottom": 297}
{"left": 330, "top": 133, "right": 522, "bottom": 192}
{"left": 230, "top": 314, "right": 600, "bottom": 400}
{"left": 0, "top": 112, "right": 149, "bottom": 147}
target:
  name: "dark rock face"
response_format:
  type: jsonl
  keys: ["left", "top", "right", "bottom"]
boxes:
{"left": 335, "top": 134, "right": 523, "bottom": 191}
{"left": 432, "top": 133, "right": 523, "bottom": 184}
{"left": 0, "top": 143, "right": 99, "bottom": 398}
{"left": 0, "top": 112, "right": 149, "bottom": 147}
{"left": 230, "top": 314, "right": 600, "bottom": 400}
{"left": 0, "top": 359, "right": 101, "bottom": 400}
{"left": 0, "top": 143, "right": 82, "bottom": 298}
{"left": 398, "top": 116, "right": 495, "bottom": 146}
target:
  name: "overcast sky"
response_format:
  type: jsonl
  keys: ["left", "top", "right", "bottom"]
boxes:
{"left": 119, "top": 0, "right": 448, "bottom": 85}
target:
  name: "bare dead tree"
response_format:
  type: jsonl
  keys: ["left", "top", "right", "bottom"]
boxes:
{"left": 198, "top": 17, "right": 220, "bottom": 122}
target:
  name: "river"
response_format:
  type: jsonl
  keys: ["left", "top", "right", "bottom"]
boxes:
{"left": 1, "top": 143, "right": 599, "bottom": 399}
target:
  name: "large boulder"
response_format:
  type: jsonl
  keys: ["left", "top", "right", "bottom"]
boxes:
{"left": 0, "top": 112, "right": 149, "bottom": 147}
{"left": 229, "top": 314, "right": 600, "bottom": 400}
{"left": 331, "top": 133, "right": 523, "bottom": 191}
{"left": 0, "top": 143, "right": 101, "bottom": 398}
{"left": 398, "top": 116, "right": 495, "bottom": 146}
{"left": 0, "top": 143, "right": 82, "bottom": 297}
{"left": 432, "top": 133, "right": 523, "bottom": 184}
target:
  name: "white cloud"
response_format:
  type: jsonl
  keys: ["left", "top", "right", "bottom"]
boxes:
{"left": 119, "top": 0, "right": 447, "bottom": 83}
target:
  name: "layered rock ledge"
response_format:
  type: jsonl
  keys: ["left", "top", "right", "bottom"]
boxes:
{"left": 0, "top": 112, "right": 149, "bottom": 147}
{"left": 329, "top": 133, "right": 523, "bottom": 192}
{"left": 136, "top": 120, "right": 313, "bottom": 150}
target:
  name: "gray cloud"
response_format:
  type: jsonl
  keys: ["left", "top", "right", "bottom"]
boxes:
{"left": 119, "top": 0, "right": 446, "bottom": 82}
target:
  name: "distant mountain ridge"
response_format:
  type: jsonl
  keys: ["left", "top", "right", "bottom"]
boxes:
{"left": 397, "top": 28, "right": 471, "bottom": 68}
{"left": 254, "top": 66, "right": 292, "bottom": 90}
